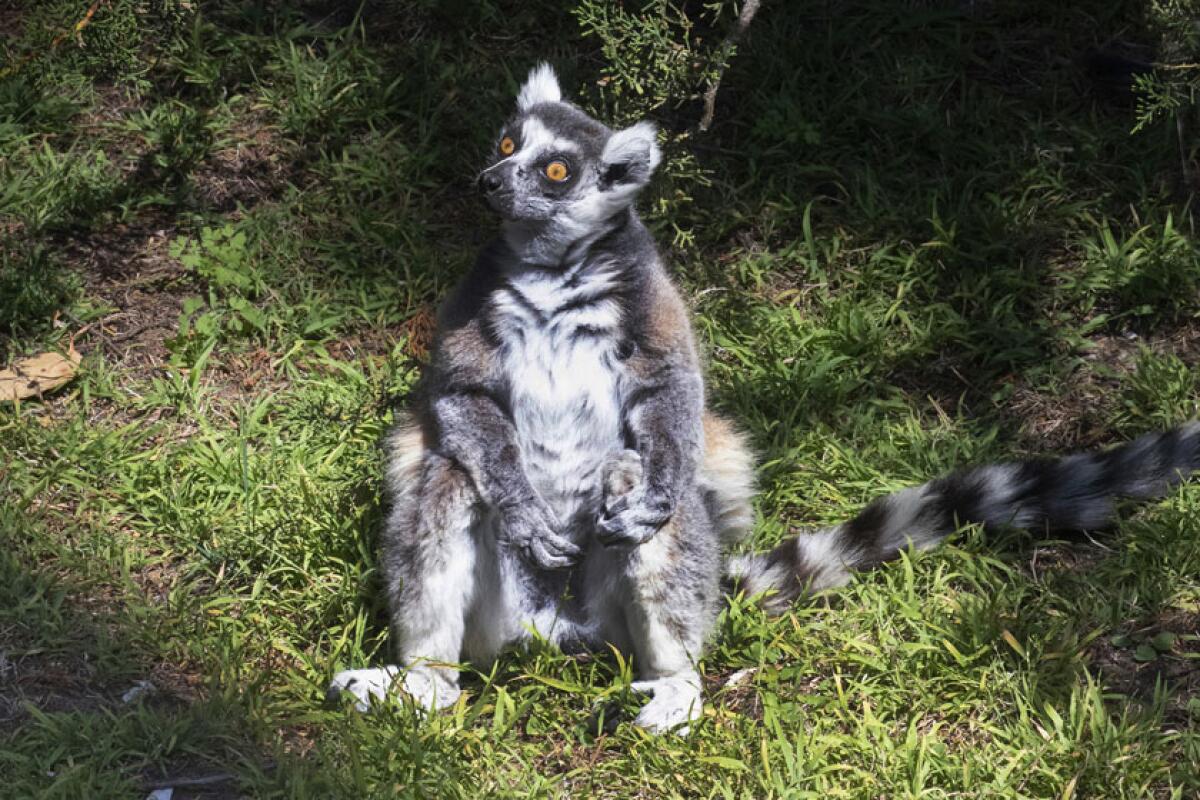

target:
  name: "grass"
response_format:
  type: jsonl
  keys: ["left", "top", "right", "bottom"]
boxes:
{"left": 1, "top": 1, "right": 1199, "bottom": 797}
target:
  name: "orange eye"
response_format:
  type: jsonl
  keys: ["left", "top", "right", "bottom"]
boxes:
{"left": 544, "top": 161, "right": 569, "bottom": 181}
{"left": 499, "top": 137, "right": 515, "bottom": 156}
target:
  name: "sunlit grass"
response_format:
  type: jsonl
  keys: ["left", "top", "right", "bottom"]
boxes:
{"left": 1, "top": 1, "right": 1198, "bottom": 797}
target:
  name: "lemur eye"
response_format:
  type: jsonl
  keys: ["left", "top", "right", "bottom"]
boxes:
{"left": 544, "top": 160, "right": 569, "bottom": 182}
{"left": 499, "top": 137, "right": 515, "bottom": 156}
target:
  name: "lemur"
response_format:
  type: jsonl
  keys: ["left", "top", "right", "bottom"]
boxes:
{"left": 330, "top": 64, "right": 1200, "bottom": 733}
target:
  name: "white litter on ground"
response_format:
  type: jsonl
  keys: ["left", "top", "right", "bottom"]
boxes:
{"left": 122, "top": 680, "right": 156, "bottom": 704}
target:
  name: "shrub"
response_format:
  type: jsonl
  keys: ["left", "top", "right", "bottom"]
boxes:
{"left": 1134, "top": 1, "right": 1200, "bottom": 176}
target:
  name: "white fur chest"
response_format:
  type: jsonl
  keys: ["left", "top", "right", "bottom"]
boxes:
{"left": 491, "top": 265, "right": 627, "bottom": 519}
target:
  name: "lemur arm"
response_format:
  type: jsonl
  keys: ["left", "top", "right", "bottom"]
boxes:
{"left": 426, "top": 301, "right": 582, "bottom": 569}
{"left": 431, "top": 388, "right": 537, "bottom": 510}
{"left": 426, "top": 268, "right": 541, "bottom": 512}
{"left": 626, "top": 366, "right": 705, "bottom": 501}
{"left": 598, "top": 279, "right": 706, "bottom": 546}
{"left": 431, "top": 387, "right": 581, "bottom": 569}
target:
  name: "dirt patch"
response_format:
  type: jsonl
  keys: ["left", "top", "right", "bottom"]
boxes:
{"left": 0, "top": 5, "right": 26, "bottom": 47}
{"left": 533, "top": 735, "right": 613, "bottom": 781}
{"left": 1005, "top": 342, "right": 1131, "bottom": 452}
{"left": 78, "top": 82, "right": 144, "bottom": 139}
{"left": 0, "top": 639, "right": 112, "bottom": 724}
{"left": 211, "top": 345, "right": 281, "bottom": 394}
{"left": 0, "top": 556, "right": 204, "bottom": 727}
{"left": 1019, "top": 540, "right": 1108, "bottom": 582}
{"left": 0, "top": 638, "right": 196, "bottom": 727}
{"left": 707, "top": 665, "right": 766, "bottom": 723}
{"left": 65, "top": 223, "right": 192, "bottom": 375}
{"left": 192, "top": 107, "right": 296, "bottom": 214}
{"left": 1007, "top": 323, "right": 1200, "bottom": 451}
{"left": 917, "top": 709, "right": 995, "bottom": 751}
{"left": 1088, "top": 611, "right": 1200, "bottom": 725}
{"left": 42, "top": 86, "right": 298, "bottom": 386}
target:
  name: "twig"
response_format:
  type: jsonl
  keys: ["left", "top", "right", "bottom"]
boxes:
{"left": 1079, "top": 528, "right": 1113, "bottom": 552}
{"left": 697, "top": 0, "right": 763, "bottom": 132}
{"left": 1177, "top": 112, "right": 1193, "bottom": 188}
{"left": 145, "top": 772, "right": 237, "bottom": 790}
{"left": 144, "top": 758, "right": 276, "bottom": 791}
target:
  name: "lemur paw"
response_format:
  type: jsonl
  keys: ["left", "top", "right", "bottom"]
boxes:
{"left": 630, "top": 673, "right": 703, "bottom": 735}
{"left": 498, "top": 496, "right": 581, "bottom": 570}
{"left": 398, "top": 667, "right": 462, "bottom": 710}
{"left": 328, "top": 667, "right": 400, "bottom": 712}
{"left": 328, "top": 666, "right": 460, "bottom": 713}
{"left": 596, "top": 491, "right": 672, "bottom": 547}
{"left": 597, "top": 450, "right": 673, "bottom": 546}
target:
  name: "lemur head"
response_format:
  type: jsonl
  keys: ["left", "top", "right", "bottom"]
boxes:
{"left": 478, "top": 63, "right": 662, "bottom": 261}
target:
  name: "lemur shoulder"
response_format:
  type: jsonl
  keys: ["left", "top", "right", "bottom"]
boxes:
{"left": 330, "top": 64, "right": 1200, "bottom": 734}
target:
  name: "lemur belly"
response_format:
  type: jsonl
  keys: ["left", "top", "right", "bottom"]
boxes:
{"left": 511, "top": 363, "right": 619, "bottom": 518}
{"left": 478, "top": 268, "right": 627, "bottom": 651}
{"left": 494, "top": 266, "right": 626, "bottom": 526}
{"left": 503, "top": 325, "right": 623, "bottom": 522}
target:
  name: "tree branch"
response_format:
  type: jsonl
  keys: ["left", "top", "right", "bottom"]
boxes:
{"left": 698, "top": 0, "right": 763, "bottom": 132}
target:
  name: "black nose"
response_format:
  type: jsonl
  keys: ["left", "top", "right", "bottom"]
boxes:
{"left": 478, "top": 172, "right": 502, "bottom": 194}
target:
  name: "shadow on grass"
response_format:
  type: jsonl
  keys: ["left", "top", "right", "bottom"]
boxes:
{"left": 0, "top": 551, "right": 280, "bottom": 796}
{"left": 2, "top": 0, "right": 1198, "bottom": 791}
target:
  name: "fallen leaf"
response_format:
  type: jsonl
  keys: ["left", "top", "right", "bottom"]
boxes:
{"left": 401, "top": 305, "right": 436, "bottom": 362}
{"left": 0, "top": 346, "right": 81, "bottom": 402}
{"left": 1000, "top": 629, "right": 1027, "bottom": 658}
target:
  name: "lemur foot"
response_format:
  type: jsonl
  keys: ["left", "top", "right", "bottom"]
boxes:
{"left": 598, "top": 450, "right": 673, "bottom": 546}
{"left": 630, "top": 672, "right": 703, "bottom": 735}
{"left": 328, "top": 667, "right": 398, "bottom": 711}
{"left": 328, "top": 666, "right": 461, "bottom": 713}
{"left": 602, "top": 449, "right": 643, "bottom": 502}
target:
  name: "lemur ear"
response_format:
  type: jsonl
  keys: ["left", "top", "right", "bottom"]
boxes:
{"left": 517, "top": 63, "right": 562, "bottom": 111}
{"left": 601, "top": 121, "right": 662, "bottom": 188}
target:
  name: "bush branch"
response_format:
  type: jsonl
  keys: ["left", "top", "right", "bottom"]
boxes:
{"left": 698, "top": 0, "right": 763, "bottom": 132}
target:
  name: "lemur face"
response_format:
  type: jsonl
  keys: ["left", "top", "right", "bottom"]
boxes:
{"left": 478, "top": 64, "right": 661, "bottom": 231}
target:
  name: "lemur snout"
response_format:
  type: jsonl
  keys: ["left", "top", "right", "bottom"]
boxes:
{"left": 478, "top": 172, "right": 503, "bottom": 194}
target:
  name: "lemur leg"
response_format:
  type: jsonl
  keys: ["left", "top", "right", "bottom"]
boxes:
{"left": 329, "top": 423, "right": 481, "bottom": 712}
{"left": 624, "top": 501, "right": 721, "bottom": 734}
{"left": 597, "top": 454, "right": 722, "bottom": 734}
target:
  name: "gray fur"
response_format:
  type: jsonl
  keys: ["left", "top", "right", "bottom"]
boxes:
{"left": 329, "top": 63, "right": 1200, "bottom": 731}
{"left": 329, "top": 64, "right": 752, "bottom": 734}
{"left": 730, "top": 423, "right": 1200, "bottom": 613}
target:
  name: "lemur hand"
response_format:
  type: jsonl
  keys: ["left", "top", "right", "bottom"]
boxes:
{"left": 597, "top": 490, "right": 673, "bottom": 546}
{"left": 596, "top": 450, "right": 672, "bottom": 546}
{"left": 498, "top": 495, "right": 581, "bottom": 569}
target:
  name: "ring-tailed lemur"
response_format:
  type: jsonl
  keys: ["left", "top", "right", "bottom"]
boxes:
{"left": 329, "top": 64, "right": 1200, "bottom": 733}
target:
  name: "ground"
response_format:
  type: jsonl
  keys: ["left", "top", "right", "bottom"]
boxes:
{"left": 2, "top": 1, "right": 1199, "bottom": 798}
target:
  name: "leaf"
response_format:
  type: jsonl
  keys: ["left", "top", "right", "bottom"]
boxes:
{"left": 1151, "top": 632, "right": 1176, "bottom": 652}
{"left": 0, "top": 346, "right": 81, "bottom": 402}
{"left": 1000, "top": 629, "right": 1026, "bottom": 658}
{"left": 1133, "top": 644, "right": 1158, "bottom": 662}
{"left": 528, "top": 674, "right": 585, "bottom": 693}
{"left": 698, "top": 756, "right": 748, "bottom": 771}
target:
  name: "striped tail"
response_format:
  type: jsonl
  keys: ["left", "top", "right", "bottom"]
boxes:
{"left": 727, "top": 423, "right": 1200, "bottom": 613}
